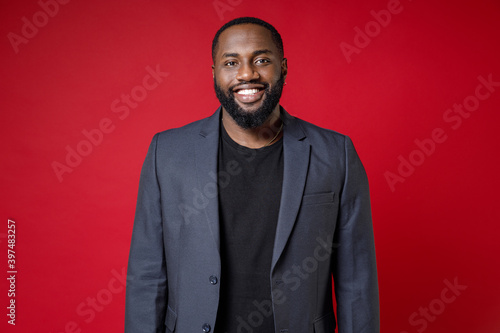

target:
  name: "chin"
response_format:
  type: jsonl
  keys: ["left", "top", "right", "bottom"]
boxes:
{"left": 238, "top": 103, "right": 263, "bottom": 113}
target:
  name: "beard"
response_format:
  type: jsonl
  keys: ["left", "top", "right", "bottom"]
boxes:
{"left": 214, "top": 74, "right": 285, "bottom": 129}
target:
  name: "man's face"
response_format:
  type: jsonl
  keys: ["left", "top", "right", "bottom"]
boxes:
{"left": 212, "top": 24, "right": 287, "bottom": 129}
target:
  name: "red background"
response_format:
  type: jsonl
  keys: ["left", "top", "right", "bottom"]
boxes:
{"left": 2, "top": 0, "right": 500, "bottom": 332}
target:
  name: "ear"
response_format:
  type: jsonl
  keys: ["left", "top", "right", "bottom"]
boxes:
{"left": 212, "top": 65, "right": 215, "bottom": 79}
{"left": 281, "top": 58, "right": 288, "bottom": 80}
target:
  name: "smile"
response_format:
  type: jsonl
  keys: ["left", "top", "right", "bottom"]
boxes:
{"left": 233, "top": 87, "right": 265, "bottom": 104}
{"left": 236, "top": 89, "right": 261, "bottom": 95}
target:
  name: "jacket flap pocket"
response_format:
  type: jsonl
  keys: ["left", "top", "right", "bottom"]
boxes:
{"left": 302, "top": 192, "right": 335, "bottom": 206}
{"left": 313, "top": 312, "right": 336, "bottom": 333}
{"left": 165, "top": 306, "right": 177, "bottom": 331}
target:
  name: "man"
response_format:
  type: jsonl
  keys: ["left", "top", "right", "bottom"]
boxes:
{"left": 125, "top": 17, "right": 379, "bottom": 333}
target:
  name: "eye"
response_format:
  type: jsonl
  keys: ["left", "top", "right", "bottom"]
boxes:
{"left": 224, "top": 60, "right": 237, "bottom": 67}
{"left": 255, "top": 58, "right": 270, "bottom": 65}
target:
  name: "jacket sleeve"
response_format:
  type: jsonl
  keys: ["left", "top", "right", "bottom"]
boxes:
{"left": 125, "top": 133, "right": 167, "bottom": 333}
{"left": 333, "top": 136, "right": 380, "bottom": 333}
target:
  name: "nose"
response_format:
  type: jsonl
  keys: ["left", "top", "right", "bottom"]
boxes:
{"left": 236, "top": 62, "right": 259, "bottom": 82}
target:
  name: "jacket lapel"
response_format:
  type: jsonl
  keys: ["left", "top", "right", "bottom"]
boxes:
{"left": 193, "top": 107, "right": 311, "bottom": 264}
{"left": 271, "top": 109, "right": 311, "bottom": 271}
{"left": 194, "top": 108, "right": 222, "bottom": 253}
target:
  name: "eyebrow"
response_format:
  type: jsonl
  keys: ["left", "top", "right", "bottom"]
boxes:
{"left": 221, "top": 49, "right": 273, "bottom": 58}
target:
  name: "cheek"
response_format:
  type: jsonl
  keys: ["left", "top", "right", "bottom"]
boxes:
{"left": 215, "top": 71, "right": 236, "bottom": 88}
{"left": 263, "top": 67, "right": 283, "bottom": 82}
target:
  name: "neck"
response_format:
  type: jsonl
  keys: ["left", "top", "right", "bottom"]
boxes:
{"left": 222, "top": 105, "right": 283, "bottom": 149}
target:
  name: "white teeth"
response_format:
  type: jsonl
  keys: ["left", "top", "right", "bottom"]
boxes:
{"left": 236, "top": 89, "right": 259, "bottom": 95}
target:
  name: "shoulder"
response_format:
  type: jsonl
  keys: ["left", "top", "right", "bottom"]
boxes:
{"left": 287, "top": 113, "right": 350, "bottom": 148}
{"left": 155, "top": 117, "right": 205, "bottom": 140}
{"left": 151, "top": 109, "right": 219, "bottom": 147}
{"left": 284, "top": 113, "right": 364, "bottom": 172}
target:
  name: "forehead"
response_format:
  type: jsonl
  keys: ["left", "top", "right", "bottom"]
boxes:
{"left": 216, "top": 24, "right": 276, "bottom": 57}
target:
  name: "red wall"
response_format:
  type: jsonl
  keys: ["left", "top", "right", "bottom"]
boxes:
{"left": 2, "top": 0, "right": 500, "bottom": 332}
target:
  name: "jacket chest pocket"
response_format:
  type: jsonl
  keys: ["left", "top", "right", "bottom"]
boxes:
{"left": 301, "top": 192, "right": 335, "bottom": 206}
{"left": 295, "top": 192, "right": 338, "bottom": 243}
{"left": 299, "top": 192, "right": 337, "bottom": 225}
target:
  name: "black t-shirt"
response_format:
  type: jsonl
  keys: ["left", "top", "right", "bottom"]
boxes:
{"left": 215, "top": 122, "right": 284, "bottom": 332}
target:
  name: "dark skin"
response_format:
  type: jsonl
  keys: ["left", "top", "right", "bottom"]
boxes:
{"left": 212, "top": 24, "right": 288, "bottom": 148}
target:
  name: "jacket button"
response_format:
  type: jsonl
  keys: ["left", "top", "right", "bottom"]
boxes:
{"left": 209, "top": 275, "right": 218, "bottom": 285}
{"left": 202, "top": 323, "right": 211, "bottom": 332}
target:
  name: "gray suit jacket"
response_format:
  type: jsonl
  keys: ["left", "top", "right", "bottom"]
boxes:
{"left": 125, "top": 107, "right": 379, "bottom": 333}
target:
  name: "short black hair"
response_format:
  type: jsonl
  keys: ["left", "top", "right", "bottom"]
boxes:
{"left": 212, "top": 17, "right": 284, "bottom": 61}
